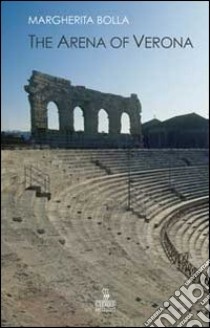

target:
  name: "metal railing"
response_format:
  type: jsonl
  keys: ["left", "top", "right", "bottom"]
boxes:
{"left": 160, "top": 197, "right": 209, "bottom": 280}
{"left": 161, "top": 229, "right": 198, "bottom": 280}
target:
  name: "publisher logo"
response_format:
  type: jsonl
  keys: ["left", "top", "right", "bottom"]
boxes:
{"left": 95, "top": 288, "right": 116, "bottom": 312}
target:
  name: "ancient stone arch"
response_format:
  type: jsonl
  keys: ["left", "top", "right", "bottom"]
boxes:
{"left": 73, "top": 106, "right": 85, "bottom": 131}
{"left": 98, "top": 109, "right": 109, "bottom": 133}
{"left": 25, "top": 71, "right": 143, "bottom": 147}
{"left": 47, "top": 101, "right": 60, "bottom": 130}
{"left": 121, "top": 112, "right": 131, "bottom": 134}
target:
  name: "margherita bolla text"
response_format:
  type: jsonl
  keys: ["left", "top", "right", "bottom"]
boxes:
{"left": 28, "top": 15, "right": 129, "bottom": 25}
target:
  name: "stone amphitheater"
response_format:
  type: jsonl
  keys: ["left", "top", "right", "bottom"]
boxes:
{"left": 1, "top": 148, "right": 209, "bottom": 327}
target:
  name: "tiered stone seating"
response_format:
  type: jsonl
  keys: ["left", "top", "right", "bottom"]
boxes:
{"left": 45, "top": 160, "right": 208, "bottom": 270}
{"left": 55, "top": 149, "right": 209, "bottom": 177}
{"left": 129, "top": 165, "right": 209, "bottom": 219}
{"left": 43, "top": 150, "right": 209, "bottom": 264}
{"left": 167, "top": 201, "right": 209, "bottom": 267}
{"left": 2, "top": 148, "right": 209, "bottom": 327}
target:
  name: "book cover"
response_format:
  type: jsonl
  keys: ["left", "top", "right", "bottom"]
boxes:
{"left": 1, "top": 1, "right": 209, "bottom": 327}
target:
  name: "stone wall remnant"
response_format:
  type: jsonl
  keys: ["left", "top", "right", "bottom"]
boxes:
{"left": 25, "top": 71, "right": 142, "bottom": 148}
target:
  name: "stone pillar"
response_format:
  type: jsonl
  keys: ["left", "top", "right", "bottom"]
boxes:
{"left": 59, "top": 100, "right": 74, "bottom": 132}
{"left": 84, "top": 106, "right": 97, "bottom": 135}
{"left": 28, "top": 94, "right": 48, "bottom": 134}
{"left": 128, "top": 94, "right": 142, "bottom": 145}
{"left": 130, "top": 113, "right": 141, "bottom": 135}
{"left": 109, "top": 111, "right": 121, "bottom": 135}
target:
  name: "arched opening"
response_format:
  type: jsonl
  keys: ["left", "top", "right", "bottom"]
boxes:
{"left": 98, "top": 109, "right": 109, "bottom": 133}
{"left": 47, "top": 101, "right": 59, "bottom": 130}
{"left": 73, "top": 107, "right": 84, "bottom": 132}
{"left": 121, "top": 112, "right": 130, "bottom": 134}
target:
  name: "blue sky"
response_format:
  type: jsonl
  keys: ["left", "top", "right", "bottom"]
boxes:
{"left": 1, "top": 1, "right": 209, "bottom": 131}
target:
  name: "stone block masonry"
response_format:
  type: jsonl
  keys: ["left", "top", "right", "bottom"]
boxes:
{"left": 25, "top": 71, "right": 143, "bottom": 148}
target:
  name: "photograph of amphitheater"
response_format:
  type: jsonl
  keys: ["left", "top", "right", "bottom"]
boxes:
{"left": 1, "top": 1, "right": 209, "bottom": 327}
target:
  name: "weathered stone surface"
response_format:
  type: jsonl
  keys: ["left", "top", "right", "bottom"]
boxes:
{"left": 25, "top": 71, "right": 143, "bottom": 147}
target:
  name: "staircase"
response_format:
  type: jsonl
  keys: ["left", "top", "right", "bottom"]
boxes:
{"left": 24, "top": 165, "right": 51, "bottom": 200}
